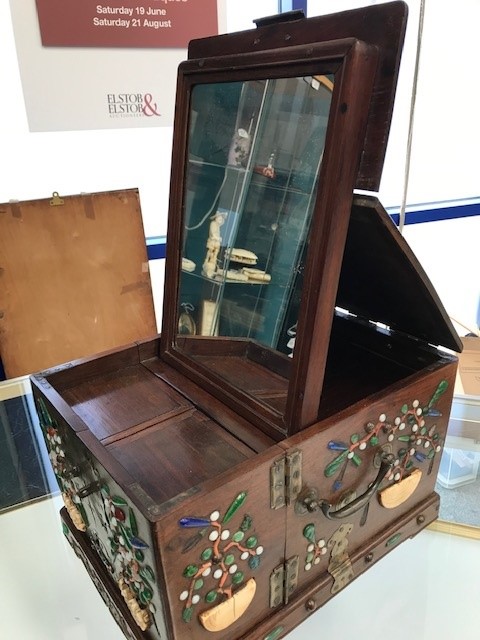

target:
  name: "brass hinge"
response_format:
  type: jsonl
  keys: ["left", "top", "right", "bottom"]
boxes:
{"left": 270, "top": 556, "right": 299, "bottom": 607}
{"left": 270, "top": 449, "right": 302, "bottom": 509}
{"left": 327, "top": 523, "right": 355, "bottom": 595}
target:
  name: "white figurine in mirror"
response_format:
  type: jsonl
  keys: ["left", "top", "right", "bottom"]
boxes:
{"left": 287, "top": 323, "right": 297, "bottom": 358}
{"left": 202, "top": 211, "right": 226, "bottom": 278}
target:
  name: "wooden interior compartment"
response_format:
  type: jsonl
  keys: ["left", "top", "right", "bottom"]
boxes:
{"left": 44, "top": 344, "right": 264, "bottom": 508}
{"left": 61, "top": 363, "right": 192, "bottom": 442}
{"left": 105, "top": 409, "right": 256, "bottom": 505}
{"left": 176, "top": 336, "right": 291, "bottom": 414}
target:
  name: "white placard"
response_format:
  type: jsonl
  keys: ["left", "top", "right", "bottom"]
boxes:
{"left": 9, "top": 0, "right": 226, "bottom": 132}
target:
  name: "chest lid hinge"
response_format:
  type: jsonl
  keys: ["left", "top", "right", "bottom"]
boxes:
{"left": 270, "top": 450, "right": 302, "bottom": 510}
{"left": 270, "top": 556, "right": 299, "bottom": 607}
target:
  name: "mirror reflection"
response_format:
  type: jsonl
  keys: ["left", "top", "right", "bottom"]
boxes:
{"left": 176, "top": 74, "right": 333, "bottom": 414}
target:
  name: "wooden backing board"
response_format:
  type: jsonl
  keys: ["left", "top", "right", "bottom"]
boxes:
{"left": 0, "top": 189, "right": 156, "bottom": 378}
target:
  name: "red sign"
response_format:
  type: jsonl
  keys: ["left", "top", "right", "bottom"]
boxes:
{"left": 35, "top": 0, "right": 218, "bottom": 48}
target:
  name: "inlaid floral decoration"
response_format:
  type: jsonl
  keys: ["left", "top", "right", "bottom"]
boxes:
{"left": 302, "top": 523, "right": 327, "bottom": 571}
{"left": 178, "top": 491, "right": 264, "bottom": 624}
{"left": 36, "top": 397, "right": 157, "bottom": 632}
{"left": 324, "top": 380, "right": 448, "bottom": 491}
{"left": 37, "top": 397, "right": 89, "bottom": 531}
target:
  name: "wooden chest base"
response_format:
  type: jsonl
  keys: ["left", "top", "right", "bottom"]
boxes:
{"left": 61, "top": 493, "right": 440, "bottom": 640}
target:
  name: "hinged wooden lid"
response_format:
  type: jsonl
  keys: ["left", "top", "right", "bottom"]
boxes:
{"left": 0, "top": 189, "right": 156, "bottom": 378}
{"left": 188, "top": 1, "right": 408, "bottom": 192}
{"left": 337, "top": 195, "right": 462, "bottom": 352}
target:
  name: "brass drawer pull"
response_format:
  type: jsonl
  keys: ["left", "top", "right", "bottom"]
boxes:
{"left": 297, "top": 454, "right": 394, "bottom": 519}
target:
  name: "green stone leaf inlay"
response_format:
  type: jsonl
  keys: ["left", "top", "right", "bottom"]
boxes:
{"left": 205, "top": 590, "right": 218, "bottom": 603}
{"left": 370, "top": 436, "right": 379, "bottom": 446}
{"left": 240, "top": 515, "right": 252, "bottom": 532}
{"left": 135, "top": 550, "right": 145, "bottom": 562}
{"left": 139, "top": 587, "right": 153, "bottom": 604}
{"left": 246, "top": 536, "right": 257, "bottom": 549}
{"left": 429, "top": 380, "right": 448, "bottom": 408}
{"left": 183, "top": 564, "right": 198, "bottom": 578}
{"left": 101, "top": 484, "right": 110, "bottom": 496}
{"left": 182, "top": 607, "right": 193, "bottom": 623}
{"left": 420, "top": 427, "right": 427, "bottom": 436}
{"left": 401, "top": 404, "right": 409, "bottom": 414}
{"left": 129, "top": 508, "right": 138, "bottom": 537}
{"left": 386, "top": 533, "right": 402, "bottom": 547}
{"left": 427, "top": 449, "right": 436, "bottom": 459}
{"left": 324, "top": 451, "right": 348, "bottom": 477}
{"left": 398, "top": 435, "right": 411, "bottom": 442}
{"left": 112, "top": 495, "right": 128, "bottom": 507}
{"left": 232, "top": 571, "right": 244, "bottom": 585}
{"left": 222, "top": 491, "right": 248, "bottom": 524}
{"left": 140, "top": 565, "right": 156, "bottom": 583}
{"left": 224, "top": 554, "right": 235, "bottom": 566}
{"left": 350, "top": 433, "right": 359, "bottom": 444}
{"left": 194, "top": 579, "right": 204, "bottom": 590}
{"left": 264, "top": 627, "right": 284, "bottom": 640}
{"left": 232, "top": 531, "right": 245, "bottom": 542}
{"left": 306, "top": 552, "right": 314, "bottom": 563}
{"left": 303, "top": 524, "right": 316, "bottom": 543}
{"left": 118, "top": 524, "right": 132, "bottom": 550}
{"left": 352, "top": 453, "right": 362, "bottom": 467}
{"left": 201, "top": 547, "right": 213, "bottom": 561}
{"left": 62, "top": 522, "right": 69, "bottom": 536}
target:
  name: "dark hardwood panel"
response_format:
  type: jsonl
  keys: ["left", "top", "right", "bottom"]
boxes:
{"left": 142, "top": 357, "right": 277, "bottom": 452}
{"left": 191, "top": 355, "right": 288, "bottom": 395}
{"left": 106, "top": 410, "right": 255, "bottom": 505}
{"left": 62, "top": 364, "right": 192, "bottom": 441}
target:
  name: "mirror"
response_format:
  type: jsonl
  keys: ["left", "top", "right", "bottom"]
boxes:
{"left": 160, "top": 36, "right": 380, "bottom": 439}
{"left": 175, "top": 75, "right": 333, "bottom": 417}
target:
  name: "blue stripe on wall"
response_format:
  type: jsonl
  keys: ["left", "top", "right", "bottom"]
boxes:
{"left": 146, "top": 236, "right": 167, "bottom": 260}
{"left": 279, "top": 1, "right": 307, "bottom": 15}
{"left": 146, "top": 200, "right": 480, "bottom": 261}
{"left": 388, "top": 199, "right": 480, "bottom": 227}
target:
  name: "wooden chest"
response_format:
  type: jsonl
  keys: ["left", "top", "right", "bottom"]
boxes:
{"left": 31, "top": 4, "right": 462, "bottom": 639}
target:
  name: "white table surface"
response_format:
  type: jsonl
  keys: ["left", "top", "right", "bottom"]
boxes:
{"left": 1, "top": 495, "right": 479, "bottom": 640}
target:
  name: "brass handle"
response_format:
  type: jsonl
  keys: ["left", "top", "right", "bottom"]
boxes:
{"left": 320, "top": 454, "right": 394, "bottom": 519}
{"left": 296, "top": 453, "right": 394, "bottom": 519}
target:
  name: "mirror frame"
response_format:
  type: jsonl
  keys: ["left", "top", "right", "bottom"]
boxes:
{"left": 160, "top": 37, "right": 378, "bottom": 440}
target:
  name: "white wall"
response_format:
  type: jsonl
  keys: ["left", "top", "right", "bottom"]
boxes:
{"left": 0, "top": 1, "right": 478, "bottom": 333}
{"left": 308, "top": 0, "right": 480, "bottom": 333}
